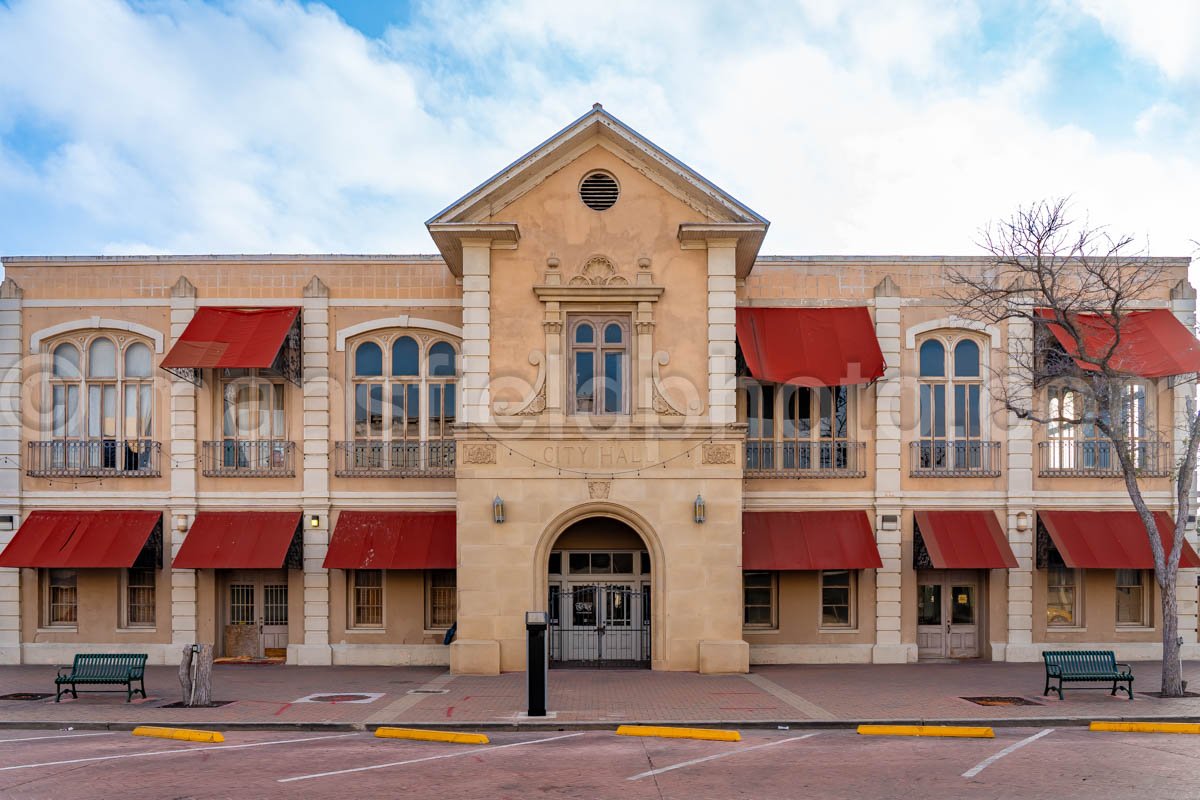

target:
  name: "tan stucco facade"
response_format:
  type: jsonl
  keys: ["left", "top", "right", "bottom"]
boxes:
{"left": 0, "top": 106, "right": 1196, "bottom": 671}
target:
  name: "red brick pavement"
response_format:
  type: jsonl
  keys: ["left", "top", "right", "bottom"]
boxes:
{"left": 0, "top": 661, "right": 1198, "bottom": 728}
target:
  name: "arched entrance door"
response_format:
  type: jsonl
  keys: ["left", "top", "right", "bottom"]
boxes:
{"left": 547, "top": 517, "right": 651, "bottom": 668}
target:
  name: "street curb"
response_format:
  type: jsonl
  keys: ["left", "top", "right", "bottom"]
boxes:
{"left": 4, "top": 715, "right": 1200, "bottom": 733}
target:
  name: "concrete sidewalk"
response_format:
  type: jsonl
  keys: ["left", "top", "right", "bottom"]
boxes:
{"left": 1, "top": 660, "right": 1198, "bottom": 731}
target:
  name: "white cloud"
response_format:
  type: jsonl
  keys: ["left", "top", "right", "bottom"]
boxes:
{"left": 1075, "top": 0, "right": 1200, "bottom": 82}
{"left": 0, "top": 0, "right": 1196, "bottom": 268}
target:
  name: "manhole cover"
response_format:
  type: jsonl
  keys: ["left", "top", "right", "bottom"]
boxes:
{"left": 158, "top": 700, "right": 235, "bottom": 708}
{"left": 0, "top": 692, "right": 52, "bottom": 701}
{"left": 294, "top": 692, "right": 383, "bottom": 704}
{"left": 961, "top": 696, "right": 1044, "bottom": 706}
{"left": 407, "top": 689, "right": 450, "bottom": 695}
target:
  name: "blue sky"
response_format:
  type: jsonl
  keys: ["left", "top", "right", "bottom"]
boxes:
{"left": 0, "top": 0, "right": 1197, "bottom": 260}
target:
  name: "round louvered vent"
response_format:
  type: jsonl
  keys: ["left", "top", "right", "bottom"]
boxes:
{"left": 579, "top": 171, "right": 619, "bottom": 211}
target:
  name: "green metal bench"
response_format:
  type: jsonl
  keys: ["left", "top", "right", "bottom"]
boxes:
{"left": 1043, "top": 650, "right": 1133, "bottom": 700}
{"left": 55, "top": 653, "right": 148, "bottom": 702}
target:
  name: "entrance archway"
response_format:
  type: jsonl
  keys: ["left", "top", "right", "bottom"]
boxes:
{"left": 536, "top": 505, "right": 660, "bottom": 668}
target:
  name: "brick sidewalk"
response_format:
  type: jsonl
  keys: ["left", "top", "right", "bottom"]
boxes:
{"left": 1, "top": 661, "right": 1198, "bottom": 729}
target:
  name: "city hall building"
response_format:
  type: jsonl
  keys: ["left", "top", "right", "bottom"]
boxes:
{"left": 0, "top": 105, "right": 1197, "bottom": 673}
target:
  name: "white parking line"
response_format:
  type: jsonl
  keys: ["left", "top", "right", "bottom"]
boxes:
{"left": 0, "top": 732, "right": 118, "bottom": 744}
{"left": 962, "top": 729, "right": 1055, "bottom": 778}
{"left": 627, "top": 733, "right": 821, "bottom": 781}
{"left": 0, "top": 733, "right": 359, "bottom": 772}
{"left": 277, "top": 732, "right": 587, "bottom": 783}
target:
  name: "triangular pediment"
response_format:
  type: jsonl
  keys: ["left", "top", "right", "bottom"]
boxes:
{"left": 426, "top": 104, "right": 768, "bottom": 228}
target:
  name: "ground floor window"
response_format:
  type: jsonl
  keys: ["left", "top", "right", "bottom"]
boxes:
{"left": 1046, "top": 566, "right": 1081, "bottom": 628}
{"left": 742, "top": 571, "right": 777, "bottom": 629}
{"left": 820, "top": 570, "right": 856, "bottom": 629}
{"left": 426, "top": 570, "right": 456, "bottom": 629}
{"left": 1115, "top": 569, "right": 1149, "bottom": 627}
{"left": 43, "top": 568, "right": 78, "bottom": 627}
{"left": 122, "top": 568, "right": 156, "bottom": 628}
{"left": 351, "top": 569, "right": 384, "bottom": 628}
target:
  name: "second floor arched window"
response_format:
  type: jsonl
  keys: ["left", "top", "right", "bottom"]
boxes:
{"left": 46, "top": 335, "right": 155, "bottom": 472}
{"left": 916, "top": 334, "right": 987, "bottom": 473}
{"left": 344, "top": 334, "right": 458, "bottom": 474}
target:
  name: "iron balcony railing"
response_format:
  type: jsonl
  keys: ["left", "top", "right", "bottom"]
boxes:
{"left": 1038, "top": 439, "right": 1172, "bottom": 478}
{"left": 744, "top": 440, "right": 867, "bottom": 478}
{"left": 909, "top": 440, "right": 1002, "bottom": 477}
{"left": 27, "top": 439, "right": 161, "bottom": 477}
{"left": 334, "top": 440, "right": 456, "bottom": 478}
{"left": 201, "top": 440, "right": 295, "bottom": 477}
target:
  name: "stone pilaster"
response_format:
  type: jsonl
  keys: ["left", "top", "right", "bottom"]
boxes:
{"left": 0, "top": 278, "right": 22, "bottom": 663}
{"left": 706, "top": 240, "right": 738, "bottom": 425}
{"left": 1171, "top": 279, "right": 1199, "bottom": 657}
{"left": 293, "top": 277, "right": 332, "bottom": 665}
{"left": 168, "top": 277, "right": 199, "bottom": 647}
{"left": 1005, "top": 304, "right": 1035, "bottom": 660}
{"left": 461, "top": 241, "right": 492, "bottom": 425}
{"left": 871, "top": 277, "right": 912, "bottom": 662}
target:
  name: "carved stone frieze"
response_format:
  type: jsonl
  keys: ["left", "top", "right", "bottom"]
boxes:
{"left": 587, "top": 480, "right": 611, "bottom": 499}
{"left": 568, "top": 255, "right": 629, "bottom": 286}
{"left": 462, "top": 444, "right": 497, "bottom": 464}
{"left": 701, "top": 443, "right": 737, "bottom": 465}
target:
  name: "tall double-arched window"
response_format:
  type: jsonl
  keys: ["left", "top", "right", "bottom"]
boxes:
{"left": 568, "top": 316, "right": 628, "bottom": 415}
{"left": 347, "top": 335, "right": 458, "bottom": 473}
{"left": 916, "top": 335, "right": 986, "bottom": 472}
{"left": 47, "top": 335, "right": 154, "bottom": 470}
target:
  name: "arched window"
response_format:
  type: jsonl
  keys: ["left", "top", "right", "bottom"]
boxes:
{"left": 1045, "top": 380, "right": 1152, "bottom": 473}
{"left": 46, "top": 334, "right": 155, "bottom": 474}
{"left": 345, "top": 334, "right": 459, "bottom": 475}
{"left": 916, "top": 334, "right": 988, "bottom": 474}
{"left": 569, "top": 316, "right": 628, "bottom": 414}
{"left": 217, "top": 367, "right": 287, "bottom": 473}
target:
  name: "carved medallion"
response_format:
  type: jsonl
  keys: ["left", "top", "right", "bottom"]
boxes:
{"left": 569, "top": 255, "right": 629, "bottom": 286}
{"left": 462, "top": 444, "right": 497, "bottom": 464}
{"left": 701, "top": 443, "right": 737, "bottom": 465}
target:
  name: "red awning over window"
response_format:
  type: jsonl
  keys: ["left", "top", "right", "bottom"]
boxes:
{"left": 323, "top": 511, "right": 456, "bottom": 570}
{"left": 172, "top": 511, "right": 302, "bottom": 569}
{"left": 0, "top": 511, "right": 161, "bottom": 568}
{"left": 1039, "top": 510, "right": 1200, "bottom": 569}
{"left": 1036, "top": 308, "right": 1200, "bottom": 378}
{"left": 736, "top": 307, "right": 885, "bottom": 386}
{"left": 161, "top": 307, "right": 300, "bottom": 370}
{"left": 914, "top": 510, "right": 1017, "bottom": 569}
{"left": 742, "top": 511, "right": 882, "bottom": 570}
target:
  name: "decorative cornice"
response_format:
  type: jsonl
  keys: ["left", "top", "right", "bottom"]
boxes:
{"left": 426, "top": 223, "right": 520, "bottom": 277}
{"left": 677, "top": 222, "right": 769, "bottom": 278}
{"left": 532, "top": 285, "right": 663, "bottom": 303}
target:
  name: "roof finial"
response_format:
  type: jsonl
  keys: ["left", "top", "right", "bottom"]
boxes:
{"left": 592, "top": 102, "right": 603, "bottom": 111}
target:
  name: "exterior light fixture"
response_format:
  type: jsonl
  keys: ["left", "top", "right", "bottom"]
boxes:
{"left": 693, "top": 494, "right": 706, "bottom": 524}
{"left": 310, "top": 514, "right": 320, "bottom": 529}
{"left": 880, "top": 514, "right": 900, "bottom": 531}
{"left": 174, "top": 514, "right": 188, "bottom": 532}
{"left": 493, "top": 496, "right": 505, "bottom": 524}
{"left": 1016, "top": 512, "right": 1029, "bottom": 532}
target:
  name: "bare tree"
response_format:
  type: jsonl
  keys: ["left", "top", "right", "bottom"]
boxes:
{"left": 948, "top": 198, "right": 1198, "bottom": 697}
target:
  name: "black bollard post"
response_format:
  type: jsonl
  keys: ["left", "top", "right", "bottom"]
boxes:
{"left": 525, "top": 611, "right": 548, "bottom": 717}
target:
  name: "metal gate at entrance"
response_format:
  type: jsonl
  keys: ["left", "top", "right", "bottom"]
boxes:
{"left": 550, "top": 584, "right": 650, "bottom": 668}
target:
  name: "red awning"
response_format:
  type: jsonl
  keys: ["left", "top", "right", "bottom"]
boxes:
{"left": 324, "top": 511, "right": 456, "bottom": 570}
{"left": 1039, "top": 510, "right": 1200, "bottom": 569}
{"left": 742, "top": 511, "right": 882, "bottom": 570}
{"left": 736, "top": 307, "right": 885, "bottom": 386}
{"left": 161, "top": 307, "right": 300, "bottom": 370}
{"left": 1036, "top": 308, "right": 1200, "bottom": 378}
{"left": 0, "top": 511, "right": 160, "bottom": 568}
{"left": 914, "top": 510, "right": 1017, "bottom": 569}
{"left": 172, "top": 511, "right": 301, "bottom": 569}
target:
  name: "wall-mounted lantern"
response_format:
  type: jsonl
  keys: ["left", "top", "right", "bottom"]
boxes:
{"left": 1016, "top": 511, "right": 1030, "bottom": 532}
{"left": 310, "top": 514, "right": 321, "bottom": 529}
{"left": 693, "top": 494, "right": 706, "bottom": 524}
{"left": 493, "top": 496, "right": 505, "bottom": 524}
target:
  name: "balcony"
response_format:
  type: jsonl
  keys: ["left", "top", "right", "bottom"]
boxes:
{"left": 202, "top": 440, "right": 295, "bottom": 477}
{"left": 1038, "top": 439, "right": 1172, "bottom": 478}
{"left": 909, "top": 440, "right": 1002, "bottom": 477}
{"left": 743, "top": 440, "right": 866, "bottom": 478}
{"left": 334, "top": 440, "right": 456, "bottom": 478}
{"left": 26, "top": 439, "right": 161, "bottom": 478}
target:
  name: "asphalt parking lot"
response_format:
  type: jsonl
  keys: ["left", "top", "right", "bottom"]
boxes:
{"left": 0, "top": 724, "right": 1197, "bottom": 799}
